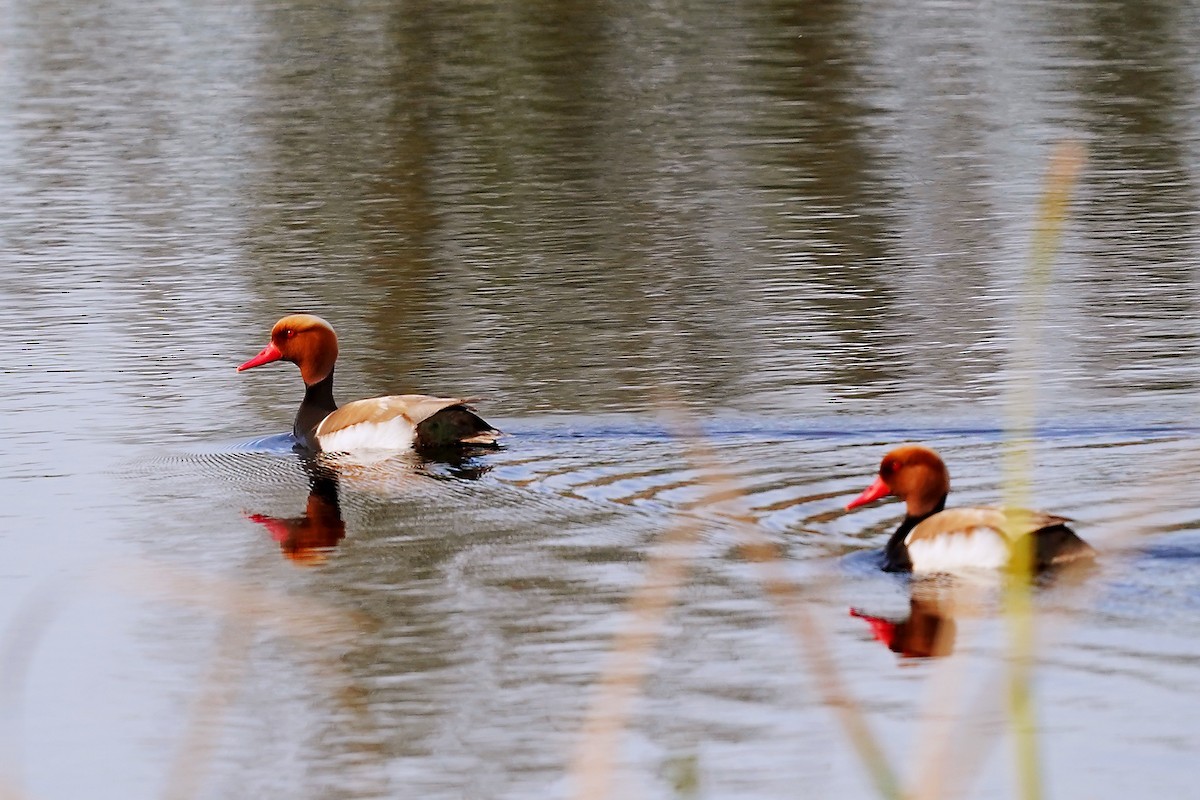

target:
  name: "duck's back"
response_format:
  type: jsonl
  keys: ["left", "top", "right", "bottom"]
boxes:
{"left": 905, "top": 507, "right": 1092, "bottom": 574}
{"left": 315, "top": 395, "right": 499, "bottom": 452}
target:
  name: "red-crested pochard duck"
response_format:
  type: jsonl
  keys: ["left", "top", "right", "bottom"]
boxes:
{"left": 237, "top": 314, "right": 500, "bottom": 453}
{"left": 845, "top": 445, "right": 1094, "bottom": 574}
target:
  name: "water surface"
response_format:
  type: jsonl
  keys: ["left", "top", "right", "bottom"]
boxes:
{"left": 1, "top": 1, "right": 1199, "bottom": 798}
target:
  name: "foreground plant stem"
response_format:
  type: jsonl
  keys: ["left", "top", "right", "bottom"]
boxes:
{"left": 1003, "top": 140, "right": 1085, "bottom": 800}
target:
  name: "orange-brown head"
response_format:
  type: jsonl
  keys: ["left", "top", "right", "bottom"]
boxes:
{"left": 845, "top": 445, "right": 951, "bottom": 519}
{"left": 237, "top": 314, "right": 339, "bottom": 386}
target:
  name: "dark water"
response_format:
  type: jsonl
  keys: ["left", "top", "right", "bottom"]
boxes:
{"left": 2, "top": 1, "right": 1200, "bottom": 798}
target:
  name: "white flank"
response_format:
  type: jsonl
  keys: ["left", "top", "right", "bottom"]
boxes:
{"left": 316, "top": 417, "right": 417, "bottom": 453}
{"left": 906, "top": 528, "right": 1011, "bottom": 575}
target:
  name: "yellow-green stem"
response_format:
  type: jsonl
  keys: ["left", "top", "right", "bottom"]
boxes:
{"left": 1002, "top": 141, "right": 1084, "bottom": 800}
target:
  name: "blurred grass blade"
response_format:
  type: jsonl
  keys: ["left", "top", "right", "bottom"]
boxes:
{"left": 669, "top": 419, "right": 904, "bottom": 800}
{"left": 1002, "top": 141, "right": 1085, "bottom": 800}
{"left": 160, "top": 621, "right": 253, "bottom": 800}
{"left": 737, "top": 538, "right": 904, "bottom": 800}
{"left": 568, "top": 508, "right": 705, "bottom": 800}
{"left": 0, "top": 559, "right": 366, "bottom": 800}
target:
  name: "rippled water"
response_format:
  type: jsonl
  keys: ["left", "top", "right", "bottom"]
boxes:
{"left": 2, "top": 0, "right": 1200, "bottom": 798}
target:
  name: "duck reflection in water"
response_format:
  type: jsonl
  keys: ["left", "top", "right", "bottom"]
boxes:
{"left": 246, "top": 460, "right": 346, "bottom": 565}
{"left": 849, "top": 562, "right": 1096, "bottom": 661}
{"left": 246, "top": 453, "right": 493, "bottom": 565}
{"left": 851, "top": 587, "right": 958, "bottom": 660}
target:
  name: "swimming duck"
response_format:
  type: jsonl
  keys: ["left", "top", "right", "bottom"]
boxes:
{"left": 845, "top": 445, "right": 1094, "bottom": 574}
{"left": 237, "top": 314, "right": 500, "bottom": 453}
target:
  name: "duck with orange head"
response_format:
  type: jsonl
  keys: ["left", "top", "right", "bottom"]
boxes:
{"left": 238, "top": 314, "right": 500, "bottom": 454}
{"left": 846, "top": 445, "right": 1094, "bottom": 575}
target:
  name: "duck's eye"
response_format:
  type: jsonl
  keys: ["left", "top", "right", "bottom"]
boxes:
{"left": 284, "top": 329, "right": 296, "bottom": 339}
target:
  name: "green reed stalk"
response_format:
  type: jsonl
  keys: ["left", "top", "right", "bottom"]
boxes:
{"left": 1002, "top": 141, "right": 1085, "bottom": 800}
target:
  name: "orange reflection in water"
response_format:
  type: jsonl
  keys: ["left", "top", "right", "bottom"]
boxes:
{"left": 247, "top": 471, "right": 345, "bottom": 565}
{"left": 245, "top": 453, "right": 494, "bottom": 565}
{"left": 851, "top": 590, "right": 957, "bottom": 660}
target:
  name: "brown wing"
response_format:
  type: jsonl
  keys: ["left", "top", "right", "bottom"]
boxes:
{"left": 316, "top": 395, "right": 500, "bottom": 449}
{"left": 316, "top": 395, "right": 461, "bottom": 436}
{"left": 907, "top": 507, "right": 1073, "bottom": 545}
{"left": 907, "top": 507, "right": 1092, "bottom": 571}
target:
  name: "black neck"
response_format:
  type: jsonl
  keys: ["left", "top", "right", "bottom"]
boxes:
{"left": 882, "top": 493, "right": 947, "bottom": 572}
{"left": 294, "top": 369, "right": 337, "bottom": 450}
